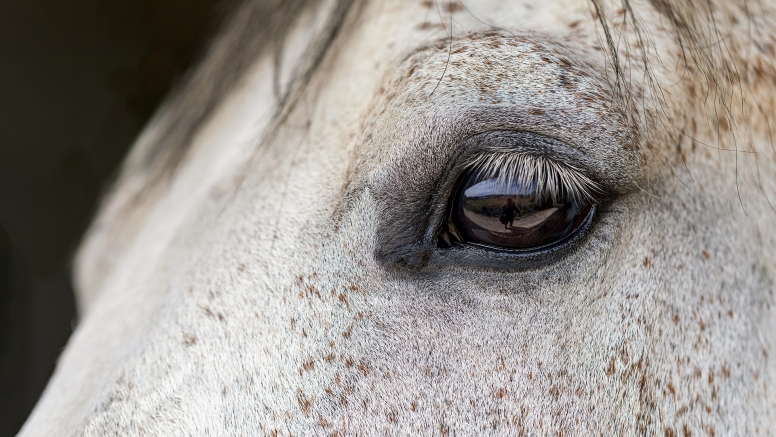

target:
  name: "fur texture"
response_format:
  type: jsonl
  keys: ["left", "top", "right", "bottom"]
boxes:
{"left": 18, "top": 0, "right": 776, "bottom": 436}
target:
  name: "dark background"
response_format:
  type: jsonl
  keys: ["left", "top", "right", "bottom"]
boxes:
{"left": 0, "top": 0, "right": 226, "bottom": 434}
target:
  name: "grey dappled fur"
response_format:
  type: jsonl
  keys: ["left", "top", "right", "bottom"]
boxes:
{"left": 131, "top": 0, "right": 726, "bottom": 184}
{"left": 18, "top": 0, "right": 776, "bottom": 436}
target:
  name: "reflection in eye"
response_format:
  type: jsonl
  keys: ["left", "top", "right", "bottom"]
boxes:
{"left": 439, "top": 153, "right": 596, "bottom": 251}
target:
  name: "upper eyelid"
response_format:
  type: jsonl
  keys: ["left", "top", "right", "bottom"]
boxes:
{"left": 353, "top": 34, "right": 644, "bottom": 204}
{"left": 388, "top": 34, "right": 643, "bottom": 190}
{"left": 464, "top": 152, "right": 601, "bottom": 203}
{"left": 452, "top": 130, "right": 609, "bottom": 202}
{"left": 436, "top": 123, "right": 637, "bottom": 196}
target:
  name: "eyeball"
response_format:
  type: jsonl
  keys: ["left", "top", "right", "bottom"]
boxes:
{"left": 441, "top": 166, "right": 594, "bottom": 251}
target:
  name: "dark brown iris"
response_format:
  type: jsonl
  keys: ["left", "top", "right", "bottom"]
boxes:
{"left": 439, "top": 168, "right": 593, "bottom": 251}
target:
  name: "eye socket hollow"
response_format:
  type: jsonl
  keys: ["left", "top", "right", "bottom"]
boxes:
{"left": 440, "top": 166, "right": 594, "bottom": 252}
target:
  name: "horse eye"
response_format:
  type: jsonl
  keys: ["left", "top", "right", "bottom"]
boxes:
{"left": 439, "top": 167, "right": 594, "bottom": 251}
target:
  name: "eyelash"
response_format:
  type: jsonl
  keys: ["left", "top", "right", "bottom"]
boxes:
{"left": 464, "top": 151, "right": 601, "bottom": 205}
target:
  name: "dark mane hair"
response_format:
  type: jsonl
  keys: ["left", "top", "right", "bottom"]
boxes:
{"left": 127, "top": 0, "right": 738, "bottom": 184}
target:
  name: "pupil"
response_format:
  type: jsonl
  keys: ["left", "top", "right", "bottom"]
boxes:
{"left": 449, "top": 169, "right": 592, "bottom": 251}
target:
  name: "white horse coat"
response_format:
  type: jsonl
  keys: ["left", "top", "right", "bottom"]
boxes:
{"left": 19, "top": 0, "right": 776, "bottom": 435}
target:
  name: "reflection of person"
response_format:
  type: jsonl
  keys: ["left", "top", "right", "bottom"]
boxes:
{"left": 499, "top": 197, "right": 519, "bottom": 229}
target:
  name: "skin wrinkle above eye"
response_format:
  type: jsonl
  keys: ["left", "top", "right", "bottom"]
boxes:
{"left": 348, "top": 33, "right": 644, "bottom": 184}
{"left": 345, "top": 33, "right": 647, "bottom": 267}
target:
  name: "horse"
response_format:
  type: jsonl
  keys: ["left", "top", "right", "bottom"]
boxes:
{"left": 18, "top": 0, "right": 776, "bottom": 435}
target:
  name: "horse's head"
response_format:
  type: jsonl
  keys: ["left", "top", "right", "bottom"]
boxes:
{"left": 20, "top": 0, "right": 776, "bottom": 435}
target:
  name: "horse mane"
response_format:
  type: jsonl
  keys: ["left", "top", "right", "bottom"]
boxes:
{"left": 125, "top": 0, "right": 738, "bottom": 185}
{"left": 122, "top": 0, "right": 357, "bottom": 185}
